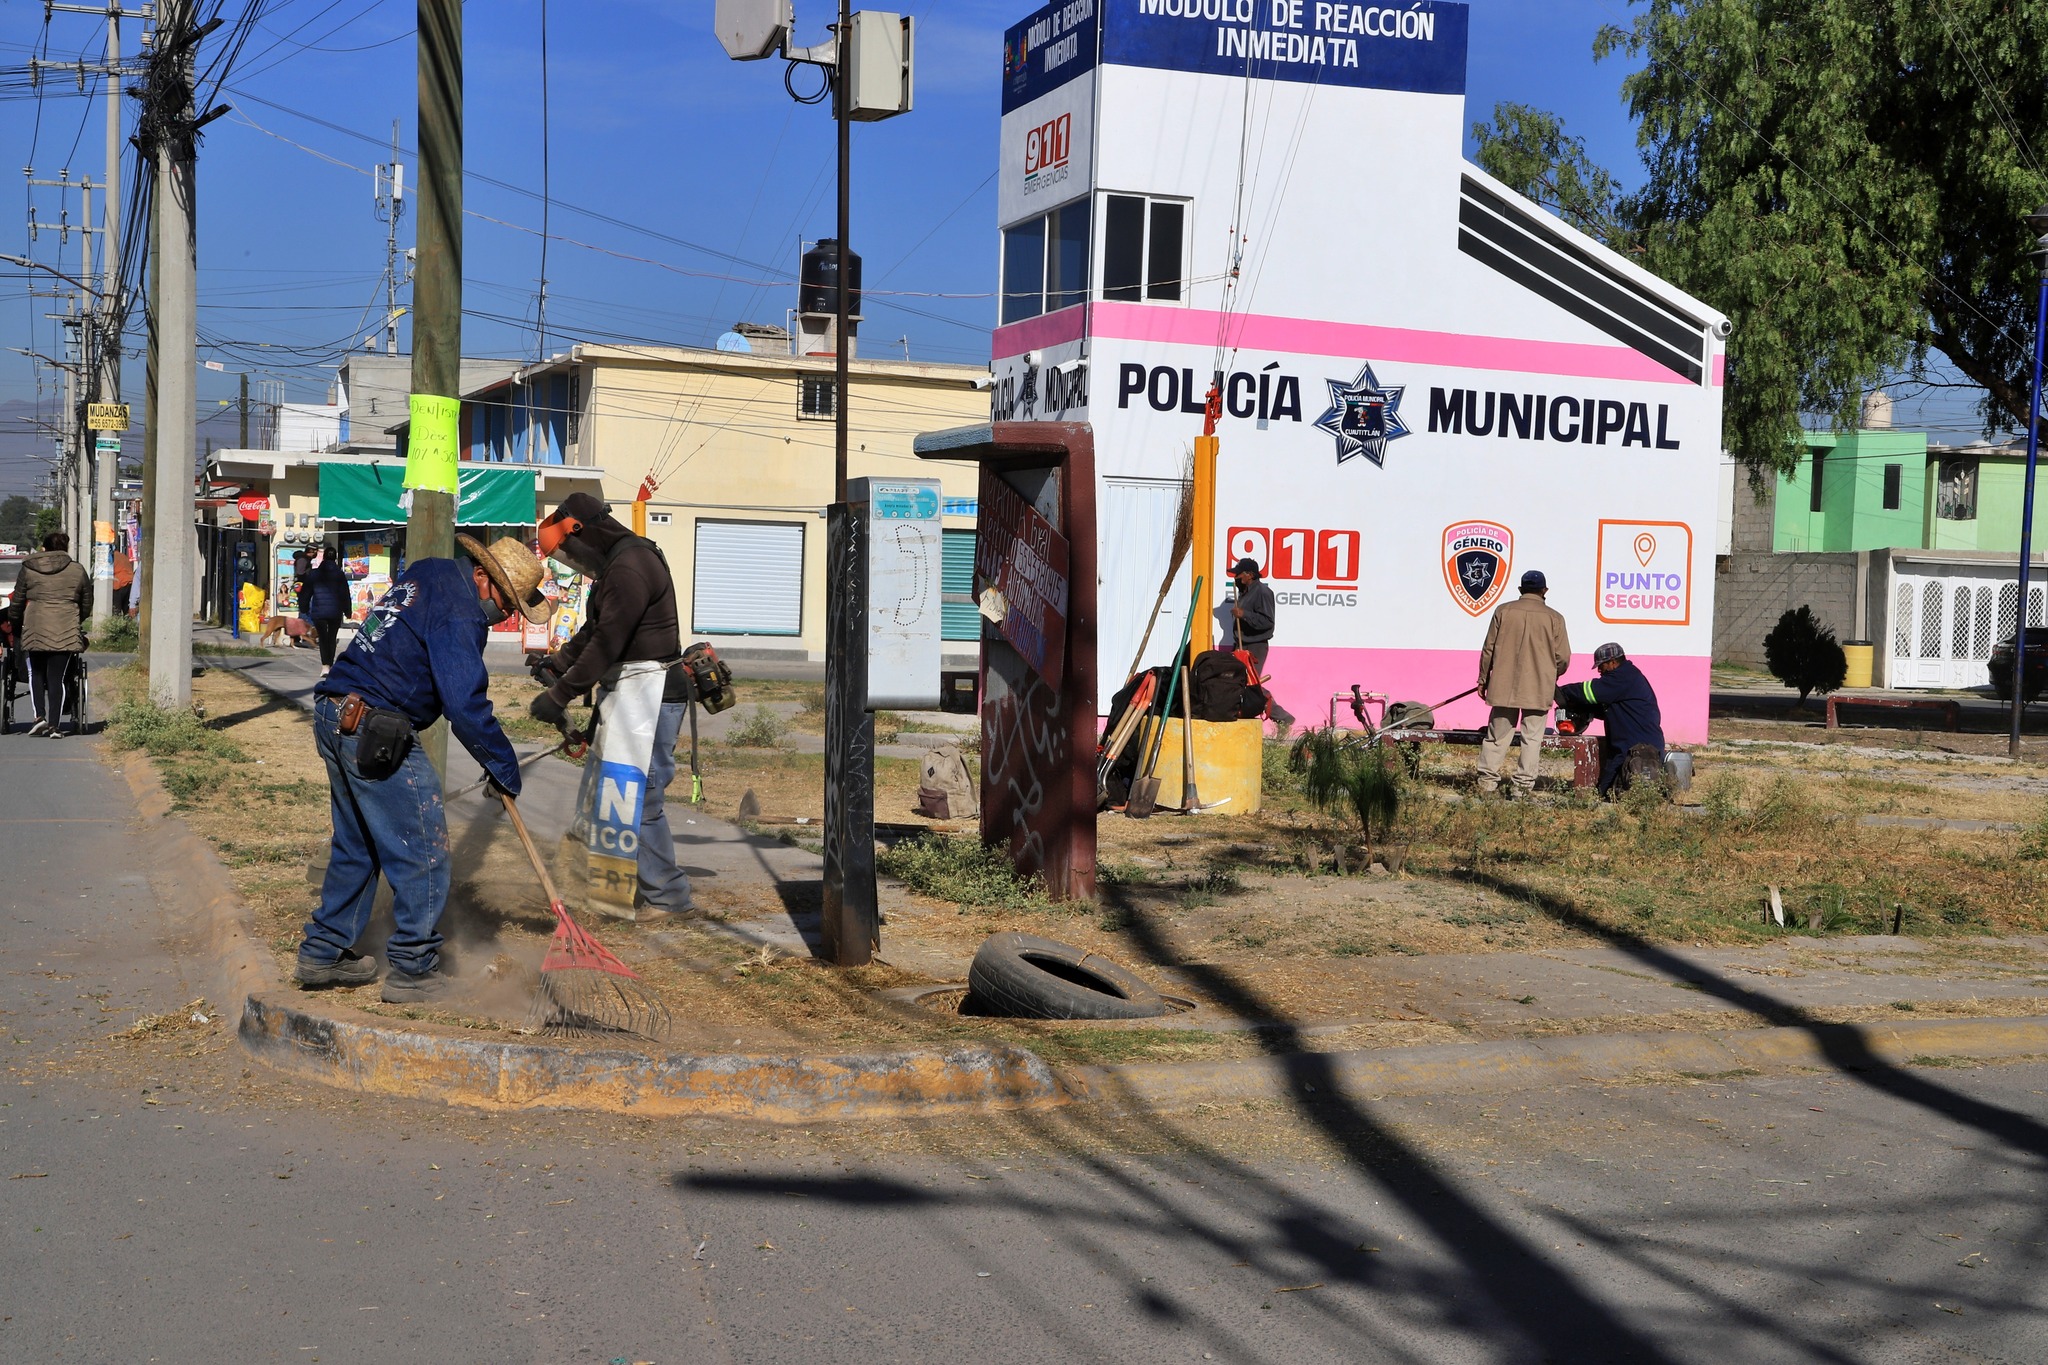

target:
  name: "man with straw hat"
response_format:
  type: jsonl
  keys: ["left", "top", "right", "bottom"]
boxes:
{"left": 295, "top": 539, "right": 552, "bottom": 1003}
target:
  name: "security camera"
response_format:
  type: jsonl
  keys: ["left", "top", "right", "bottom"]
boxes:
{"left": 1053, "top": 357, "right": 1086, "bottom": 377}
{"left": 1022, "top": 350, "right": 1043, "bottom": 366}
{"left": 1713, "top": 317, "right": 1733, "bottom": 339}
{"left": 970, "top": 374, "right": 994, "bottom": 390}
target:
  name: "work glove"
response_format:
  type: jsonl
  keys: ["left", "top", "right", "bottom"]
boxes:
{"left": 486, "top": 773, "right": 518, "bottom": 801}
{"left": 526, "top": 650, "right": 565, "bottom": 686}
{"left": 529, "top": 690, "right": 569, "bottom": 733}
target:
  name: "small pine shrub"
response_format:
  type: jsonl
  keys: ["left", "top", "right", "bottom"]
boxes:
{"left": 1763, "top": 606, "right": 1848, "bottom": 706}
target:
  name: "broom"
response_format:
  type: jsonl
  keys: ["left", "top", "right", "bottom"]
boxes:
{"left": 1125, "top": 449, "right": 1197, "bottom": 684}
{"left": 498, "top": 791, "right": 672, "bottom": 1041}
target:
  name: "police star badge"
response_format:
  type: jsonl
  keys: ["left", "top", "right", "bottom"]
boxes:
{"left": 1314, "top": 362, "right": 1409, "bottom": 467}
{"left": 1441, "top": 520, "right": 1514, "bottom": 617}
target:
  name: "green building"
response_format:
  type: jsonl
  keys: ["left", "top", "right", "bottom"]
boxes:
{"left": 1772, "top": 431, "right": 2047, "bottom": 555}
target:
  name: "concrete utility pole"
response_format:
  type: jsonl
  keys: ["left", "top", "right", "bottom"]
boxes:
{"left": 95, "top": 1, "right": 123, "bottom": 622}
{"left": 137, "top": 183, "right": 159, "bottom": 673}
{"left": 410, "top": 0, "right": 464, "bottom": 774}
{"left": 377, "top": 120, "right": 406, "bottom": 356}
{"left": 143, "top": 0, "right": 218, "bottom": 709}
{"left": 238, "top": 371, "right": 249, "bottom": 447}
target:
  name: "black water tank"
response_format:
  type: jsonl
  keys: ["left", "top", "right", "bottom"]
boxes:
{"left": 799, "top": 238, "right": 862, "bottom": 326}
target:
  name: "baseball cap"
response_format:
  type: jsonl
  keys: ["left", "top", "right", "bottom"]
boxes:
{"left": 1232, "top": 558, "right": 1262, "bottom": 576}
{"left": 1519, "top": 569, "right": 1547, "bottom": 592}
{"left": 1594, "top": 641, "right": 1626, "bottom": 666}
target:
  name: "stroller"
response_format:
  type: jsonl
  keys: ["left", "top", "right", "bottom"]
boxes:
{"left": 0, "top": 622, "right": 89, "bottom": 735}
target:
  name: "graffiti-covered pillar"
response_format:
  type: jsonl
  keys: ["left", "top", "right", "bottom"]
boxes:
{"left": 914, "top": 421, "right": 1098, "bottom": 901}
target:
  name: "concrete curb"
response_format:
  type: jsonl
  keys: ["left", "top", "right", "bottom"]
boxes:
{"left": 1066, "top": 1016, "right": 2048, "bottom": 1110}
{"left": 238, "top": 993, "right": 1066, "bottom": 1121}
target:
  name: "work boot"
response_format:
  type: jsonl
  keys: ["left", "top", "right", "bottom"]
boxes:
{"left": 634, "top": 900, "right": 699, "bottom": 926}
{"left": 294, "top": 949, "right": 379, "bottom": 988}
{"left": 381, "top": 968, "right": 458, "bottom": 1005}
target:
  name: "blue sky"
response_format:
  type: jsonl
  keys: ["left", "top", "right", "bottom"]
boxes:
{"left": 0, "top": 0, "right": 1663, "bottom": 417}
{"left": 3, "top": 0, "right": 1983, "bottom": 455}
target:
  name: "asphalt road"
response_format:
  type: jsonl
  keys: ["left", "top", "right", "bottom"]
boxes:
{"left": 3, "top": 726, "right": 2046, "bottom": 1363}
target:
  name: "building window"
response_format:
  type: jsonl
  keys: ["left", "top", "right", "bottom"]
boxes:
{"left": 649, "top": 512, "right": 673, "bottom": 526}
{"left": 1000, "top": 197, "right": 1091, "bottom": 323}
{"left": 1103, "top": 194, "right": 1187, "bottom": 302}
{"left": 799, "top": 375, "right": 837, "bottom": 420}
{"left": 1883, "top": 462, "right": 1902, "bottom": 510}
{"left": 1936, "top": 458, "right": 1978, "bottom": 520}
{"left": 1809, "top": 450, "right": 1826, "bottom": 512}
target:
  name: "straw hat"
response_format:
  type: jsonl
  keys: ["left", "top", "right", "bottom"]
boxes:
{"left": 456, "top": 534, "right": 552, "bottom": 625}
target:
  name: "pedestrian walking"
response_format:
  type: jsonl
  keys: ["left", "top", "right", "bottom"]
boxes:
{"left": 1475, "top": 569, "right": 1571, "bottom": 795}
{"left": 295, "top": 540, "right": 551, "bottom": 1000}
{"left": 299, "top": 545, "right": 350, "bottom": 678}
{"left": 110, "top": 545, "right": 134, "bottom": 616}
{"left": 530, "top": 492, "right": 696, "bottom": 919}
{"left": 8, "top": 532, "right": 90, "bottom": 737}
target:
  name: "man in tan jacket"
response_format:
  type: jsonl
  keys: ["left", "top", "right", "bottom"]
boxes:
{"left": 1476, "top": 569, "right": 1571, "bottom": 794}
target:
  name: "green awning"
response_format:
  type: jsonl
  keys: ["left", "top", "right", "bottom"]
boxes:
{"left": 317, "top": 463, "right": 536, "bottom": 526}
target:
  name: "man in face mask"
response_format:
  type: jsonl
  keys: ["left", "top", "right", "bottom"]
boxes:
{"left": 529, "top": 493, "right": 694, "bottom": 919}
{"left": 298, "top": 538, "right": 551, "bottom": 1001}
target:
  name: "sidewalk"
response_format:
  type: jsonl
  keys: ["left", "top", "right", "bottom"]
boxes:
{"left": 166, "top": 626, "right": 2048, "bottom": 1118}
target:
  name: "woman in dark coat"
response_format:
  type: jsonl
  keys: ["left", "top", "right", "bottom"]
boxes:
{"left": 299, "top": 546, "right": 351, "bottom": 677}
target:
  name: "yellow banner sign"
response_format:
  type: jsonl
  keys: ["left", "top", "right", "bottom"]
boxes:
{"left": 86, "top": 403, "right": 130, "bottom": 431}
{"left": 403, "top": 393, "right": 461, "bottom": 494}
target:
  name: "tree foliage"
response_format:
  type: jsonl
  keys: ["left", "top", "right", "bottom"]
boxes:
{"left": 0, "top": 495, "right": 39, "bottom": 548}
{"left": 1474, "top": 1, "right": 2048, "bottom": 477}
{"left": 1471, "top": 102, "right": 1632, "bottom": 250}
{"left": 1763, "top": 606, "right": 1849, "bottom": 705}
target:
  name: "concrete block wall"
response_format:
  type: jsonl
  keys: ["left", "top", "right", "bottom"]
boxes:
{"left": 1713, "top": 551, "right": 1862, "bottom": 666}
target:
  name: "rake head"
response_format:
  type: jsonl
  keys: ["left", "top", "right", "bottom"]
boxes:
{"left": 525, "top": 901, "right": 672, "bottom": 1042}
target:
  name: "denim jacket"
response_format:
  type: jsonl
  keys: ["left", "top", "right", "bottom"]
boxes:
{"left": 316, "top": 557, "right": 521, "bottom": 793}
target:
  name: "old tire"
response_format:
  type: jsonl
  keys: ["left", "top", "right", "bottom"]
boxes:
{"left": 967, "top": 932, "right": 1167, "bottom": 1020}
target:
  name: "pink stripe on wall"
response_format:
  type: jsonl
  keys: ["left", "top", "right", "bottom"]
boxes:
{"left": 994, "top": 300, "right": 1703, "bottom": 387}
{"left": 1259, "top": 646, "right": 1711, "bottom": 746}
{"left": 1712, "top": 354, "right": 1726, "bottom": 386}
{"left": 991, "top": 306, "right": 1089, "bottom": 358}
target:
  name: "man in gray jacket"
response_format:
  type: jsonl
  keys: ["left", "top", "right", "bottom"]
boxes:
{"left": 1476, "top": 569, "right": 1572, "bottom": 794}
{"left": 8, "top": 532, "right": 90, "bottom": 737}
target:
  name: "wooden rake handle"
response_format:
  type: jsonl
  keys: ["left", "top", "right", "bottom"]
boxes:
{"left": 499, "top": 791, "right": 566, "bottom": 910}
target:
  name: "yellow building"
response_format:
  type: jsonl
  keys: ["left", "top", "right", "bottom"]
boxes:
{"left": 464, "top": 340, "right": 989, "bottom": 661}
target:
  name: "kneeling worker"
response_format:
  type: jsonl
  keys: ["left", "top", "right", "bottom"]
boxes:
{"left": 1558, "top": 641, "right": 1665, "bottom": 798}
{"left": 294, "top": 537, "right": 552, "bottom": 1001}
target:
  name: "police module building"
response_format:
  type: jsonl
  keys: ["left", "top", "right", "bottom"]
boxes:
{"left": 989, "top": 0, "right": 1728, "bottom": 742}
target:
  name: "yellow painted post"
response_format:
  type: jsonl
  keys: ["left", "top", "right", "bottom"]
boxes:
{"left": 632, "top": 499, "right": 648, "bottom": 536}
{"left": 1191, "top": 432, "right": 1218, "bottom": 665}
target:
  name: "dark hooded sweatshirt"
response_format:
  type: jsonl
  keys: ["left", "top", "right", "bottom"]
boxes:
{"left": 544, "top": 493, "right": 681, "bottom": 705}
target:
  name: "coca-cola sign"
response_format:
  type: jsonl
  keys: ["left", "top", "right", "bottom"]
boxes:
{"left": 236, "top": 494, "right": 270, "bottom": 523}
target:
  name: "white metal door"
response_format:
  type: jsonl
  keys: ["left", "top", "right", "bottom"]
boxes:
{"left": 692, "top": 519, "right": 804, "bottom": 636}
{"left": 1890, "top": 566, "right": 2039, "bottom": 689}
{"left": 1098, "top": 478, "right": 1191, "bottom": 706}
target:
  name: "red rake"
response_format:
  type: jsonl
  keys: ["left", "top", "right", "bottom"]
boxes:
{"left": 499, "top": 792, "right": 672, "bottom": 1042}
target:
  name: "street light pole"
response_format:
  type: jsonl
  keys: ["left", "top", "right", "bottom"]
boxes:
{"left": 2009, "top": 203, "right": 2048, "bottom": 759}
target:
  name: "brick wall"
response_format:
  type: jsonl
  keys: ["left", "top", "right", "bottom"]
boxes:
{"left": 1713, "top": 551, "right": 1862, "bottom": 666}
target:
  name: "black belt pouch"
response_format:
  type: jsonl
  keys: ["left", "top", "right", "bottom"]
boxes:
{"left": 353, "top": 708, "right": 415, "bottom": 781}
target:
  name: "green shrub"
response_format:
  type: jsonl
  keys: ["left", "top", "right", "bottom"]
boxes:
{"left": 1763, "top": 606, "right": 1848, "bottom": 706}
{"left": 108, "top": 697, "right": 246, "bottom": 761}
{"left": 89, "top": 614, "right": 138, "bottom": 652}
{"left": 1294, "top": 727, "right": 1402, "bottom": 861}
{"left": 878, "top": 834, "right": 1048, "bottom": 910}
{"left": 1261, "top": 741, "right": 1293, "bottom": 794}
{"left": 1748, "top": 773, "right": 1809, "bottom": 831}
{"left": 728, "top": 704, "right": 786, "bottom": 747}
{"left": 799, "top": 688, "right": 827, "bottom": 716}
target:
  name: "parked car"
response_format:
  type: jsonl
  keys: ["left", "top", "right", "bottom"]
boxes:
{"left": 1988, "top": 633, "right": 2048, "bottom": 701}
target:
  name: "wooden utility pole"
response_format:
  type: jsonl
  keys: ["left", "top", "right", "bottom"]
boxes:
{"left": 409, "top": 0, "right": 463, "bottom": 774}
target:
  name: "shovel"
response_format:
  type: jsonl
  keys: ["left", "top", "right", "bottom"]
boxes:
{"left": 1129, "top": 576, "right": 1202, "bottom": 819}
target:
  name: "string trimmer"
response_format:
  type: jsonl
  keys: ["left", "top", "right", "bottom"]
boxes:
{"left": 498, "top": 791, "right": 671, "bottom": 1041}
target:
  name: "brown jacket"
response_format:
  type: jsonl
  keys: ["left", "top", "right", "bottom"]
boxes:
{"left": 1478, "top": 591, "right": 1571, "bottom": 711}
{"left": 10, "top": 550, "right": 90, "bottom": 653}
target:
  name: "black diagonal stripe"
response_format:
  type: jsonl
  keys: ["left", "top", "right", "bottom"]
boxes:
{"left": 1461, "top": 176, "right": 1708, "bottom": 345}
{"left": 1458, "top": 182, "right": 1708, "bottom": 382}
{"left": 1458, "top": 227, "right": 1704, "bottom": 385}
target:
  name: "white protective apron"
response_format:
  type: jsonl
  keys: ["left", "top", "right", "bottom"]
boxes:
{"left": 570, "top": 660, "right": 668, "bottom": 915}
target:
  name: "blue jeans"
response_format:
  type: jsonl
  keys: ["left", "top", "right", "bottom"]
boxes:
{"left": 301, "top": 696, "right": 451, "bottom": 975}
{"left": 636, "top": 700, "right": 694, "bottom": 911}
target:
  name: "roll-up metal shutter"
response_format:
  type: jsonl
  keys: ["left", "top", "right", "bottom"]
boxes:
{"left": 942, "top": 527, "right": 980, "bottom": 641}
{"left": 692, "top": 519, "right": 804, "bottom": 636}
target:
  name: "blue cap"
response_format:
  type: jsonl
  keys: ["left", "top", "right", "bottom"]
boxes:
{"left": 1520, "top": 570, "right": 1547, "bottom": 592}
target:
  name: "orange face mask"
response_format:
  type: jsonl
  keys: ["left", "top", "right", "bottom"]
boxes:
{"left": 537, "top": 512, "right": 581, "bottom": 560}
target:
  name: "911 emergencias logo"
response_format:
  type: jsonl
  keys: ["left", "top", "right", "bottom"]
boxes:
{"left": 1442, "top": 520, "right": 1513, "bottom": 617}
